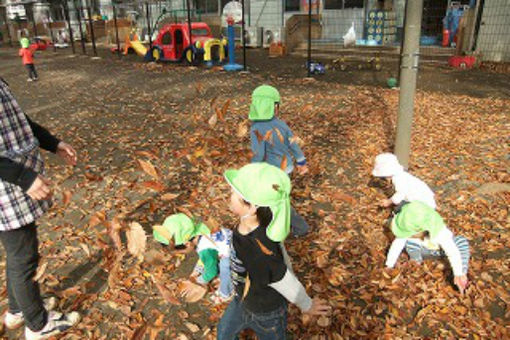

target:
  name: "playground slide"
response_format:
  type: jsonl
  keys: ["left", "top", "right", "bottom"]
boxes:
{"left": 130, "top": 40, "right": 148, "bottom": 57}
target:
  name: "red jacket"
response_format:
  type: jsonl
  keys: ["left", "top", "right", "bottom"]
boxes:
{"left": 18, "top": 48, "right": 35, "bottom": 65}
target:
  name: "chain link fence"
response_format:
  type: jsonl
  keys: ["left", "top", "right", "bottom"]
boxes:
{"left": 1, "top": 0, "right": 509, "bottom": 69}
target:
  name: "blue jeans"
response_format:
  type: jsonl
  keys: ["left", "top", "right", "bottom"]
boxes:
{"left": 217, "top": 296, "right": 287, "bottom": 340}
{"left": 218, "top": 256, "right": 233, "bottom": 298}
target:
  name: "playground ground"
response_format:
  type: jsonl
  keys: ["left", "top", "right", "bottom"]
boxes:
{"left": 0, "top": 46, "right": 508, "bottom": 339}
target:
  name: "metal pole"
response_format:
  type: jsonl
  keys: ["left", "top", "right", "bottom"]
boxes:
{"left": 2, "top": 10, "right": 13, "bottom": 47}
{"left": 74, "top": 1, "right": 86, "bottom": 54}
{"left": 146, "top": 2, "right": 152, "bottom": 48}
{"left": 86, "top": 2, "right": 97, "bottom": 56}
{"left": 186, "top": 0, "right": 192, "bottom": 45}
{"left": 242, "top": 0, "right": 246, "bottom": 71}
{"left": 30, "top": 4, "right": 38, "bottom": 37}
{"left": 48, "top": 10, "right": 57, "bottom": 52}
{"left": 307, "top": 0, "right": 312, "bottom": 77}
{"left": 63, "top": 3, "right": 76, "bottom": 54}
{"left": 397, "top": 0, "right": 408, "bottom": 82}
{"left": 394, "top": 0, "right": 424, "bottom": 168}
{"left": 112, "top": 3, "right": 121, "bottom": 59}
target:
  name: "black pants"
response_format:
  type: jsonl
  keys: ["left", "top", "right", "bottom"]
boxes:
{"left": 0, "top": 223, "right": 47, "bottom": 331}
{"left": 25, "top": 64, "right": 38, "bottom": 80}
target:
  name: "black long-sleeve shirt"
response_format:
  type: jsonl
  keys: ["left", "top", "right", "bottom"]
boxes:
{"left": 0, "top": 116, "right": 60, "bottom": 191}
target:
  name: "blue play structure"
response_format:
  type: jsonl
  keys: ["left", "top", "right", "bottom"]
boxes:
{"left": 223, "top": 24, "right": 242, "bottom": 71}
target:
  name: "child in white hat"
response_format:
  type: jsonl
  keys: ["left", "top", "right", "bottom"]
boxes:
{"left": 372, "top": 153, "right": 436, "bottom": 209}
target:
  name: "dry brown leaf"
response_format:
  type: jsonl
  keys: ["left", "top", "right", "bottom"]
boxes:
{"left": 237, "top": 122, "right": 248, "bottom": 138}
{"left": 135, "top": 150, "right": 159, "bottom": 160}
{"left": 161, "top": 193, "right": 180, "bottom": 201}
{"left": 126, "top": 222, "right": 147, "bottom": 259}
{"left": 263, "top": 130, "right": 273, "bottom": 143}
{"left": 131, "top": 321, "right": 148, "bottom": 340}
{"left": 176, "top": 334, "right": 189, "bottom": 340}
{"left": 88, "top": 211, "right": 106, "bottom": 228}
{"left": 317, "top": 316, "right": 331, "bottom": 327}
{"left": 185, "top": 322, "right": 200, "bottom": 333}
{"left": 208, "top": 113, "right": 218, "bottom": 127}
{"left": 178, "top": 280, "right": 207, "bottom": 303}
{"left": 280, "top": 155, "right": 288, "bottom": 171}
{"left": 137, "top": 159, "right": 159, "bottom": 180}
{"left": 80, "top": 243, "right": 91, "bottom": 257}
{"left": 254, "top": 130, "right": 264, "bottom": 143}
{"left": 33, "top": 262, "right": 48, "bottom": 282}
{"left": 219, "top": 99, "right": 231, "bottom": 120}
{"left": 62, "top": 190, "right": 72, "bottom": 206}
{"left": 142, "top": 181, "right": 166, "bottom": 192}
{"left": 153, "top": 276, "right": 181, "bottom": 305}
{"left": 274, "top": 128, "right": 285, "bottom": 143}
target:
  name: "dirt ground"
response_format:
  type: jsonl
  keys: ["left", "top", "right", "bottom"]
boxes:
{"left": 0, "top": 45, "right": 508, "bottom": 340}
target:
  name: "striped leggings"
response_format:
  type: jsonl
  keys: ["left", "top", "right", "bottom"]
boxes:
{"left": 405, "top": 236, "right": 470, "bottom": 275}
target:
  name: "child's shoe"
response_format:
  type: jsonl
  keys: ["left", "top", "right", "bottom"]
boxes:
{"left": 25, "top": 310, "right": 80, "bottom": 340}
{"left": 209, "top": 290, "right": 234, "bottom": 305}
{"left": 4, "top": 297, "right": 58, "bottom": 330}
{"left": 27, "top": 78, "right": 33, "bottom": 82}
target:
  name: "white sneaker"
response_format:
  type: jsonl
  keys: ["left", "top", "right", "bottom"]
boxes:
{"left": 27, "top": 78, "right": 33, "bottom": 82}
{"left": 25, "top": 311, "right": 80, "bottom": 340}
{"left": 4, "top": 297, "right": 58, "bottom": 330}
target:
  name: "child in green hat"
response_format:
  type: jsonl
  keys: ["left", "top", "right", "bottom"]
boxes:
{"left": 385, "top": 201, "right": 470, "bottom": 294}
{"left": 248, "top": 84, "right": 310, "bottom": 237}
{"left": 153, "top": 213, "right": 233, "bottom": 302}
{"left": 217, "top": 163, "right": 330, "bottom": 339}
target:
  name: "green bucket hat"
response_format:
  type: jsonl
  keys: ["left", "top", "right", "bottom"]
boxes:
{"left": 153, "top": 213, "right": 210, "bottom": 246}
{"left": 248, "top": 85, "right": 280, "bottom": 121}
{"left": 225, "top": 163, "right": 291, "bottom": 242}
{"left": 391, "top": 201, "right": 446, "bottom": 240}
{"left": 20, "top": 37, "right": 30, "bottom": 49}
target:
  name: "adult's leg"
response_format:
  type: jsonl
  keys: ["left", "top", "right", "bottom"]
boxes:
{"left": 217, "top": 297, "right": 246, "bottom": 340}
{"left": 0, "top": 223, "right": 47, "bottom": 331}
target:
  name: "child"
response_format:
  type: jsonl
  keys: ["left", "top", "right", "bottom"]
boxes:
{"left": 153, "top": 213, "right": 233, "bottom": 302}
{"left": 0, "top": 77, "right": 80, "bottom": 339}
{"left": 217, "top": 163, "right": 330, "bottom": 339}
{"left": 385, "top": 201, "right": 470, "bottom": 294}
{"left": 249, "top": 85, "right": 309, "bottom": 237}
{"left": 372, "top": 153, "right": 436, "bottom": 209}
{"left": 18, "top": 37, "right": 38, "bottom": 82}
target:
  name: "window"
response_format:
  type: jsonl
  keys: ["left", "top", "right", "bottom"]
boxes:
{"left": 161, "top": 32, "right": 172, "bottom": 45}
{"left": 195, "top": 0, "right": 219, "bottom": 14}
{"left": 325, "top": 0, "right": 343, "bottom": 9}
{"left": 191, "top": 28, "right": 209, "bottom": 36}
{"left": 325, "top": 0, "right": 364, "bottom": 9}
{"left": 285, "top": 0, "right": 300, "bottom": 12}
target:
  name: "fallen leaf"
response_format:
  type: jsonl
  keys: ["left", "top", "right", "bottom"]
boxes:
{"left": 177, "top": 280, "right": 207, "bottom": 303}
{"left": 274, "top": 128, "right": 285, "bottom": 143}
{"left": 185, "top": 322, "right": 200, "bottom": 333}
{"left": 237, "top": 122, "right": 248, "bottom": 138}
{"left": 280, "top": 155, "right": 288, "bottom": 171}
{"left": 317, "top": 316, "right": 331, "bottom": 327}
{"left": 161, "top": 193, "right": 180, "bottom": 201}
{"left": 208, "top": 113, "right": 218, "bottom": 127}
{"left": 33, "top": 262, "right": 48, "bottom": 282}
{"left": 62, "top": 190, "right": 72, "bottom": 206}
{"left": 153, "top": 276, "right": 181, "bottom": 305}
{"left": 126, "top": 222, "right": 147, "bottom": 259}
{"left": 137, "top": 159, "right": 159, "bottom": 180}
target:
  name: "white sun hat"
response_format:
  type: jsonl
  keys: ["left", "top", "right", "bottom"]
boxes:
{"left": 372, "top": 153, "right": 404, "bottom": 177}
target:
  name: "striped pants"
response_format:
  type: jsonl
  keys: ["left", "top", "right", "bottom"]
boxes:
{"left": 405, "top": 236, "right": 470, "bottom": 275}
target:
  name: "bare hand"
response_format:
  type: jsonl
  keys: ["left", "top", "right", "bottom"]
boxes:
{"left": 56, "top": 141, "right": 77, "bottom": 166}
{"left": 305, "top": 298, "right": 331, "bottom": 316}
{"left": 454, "top": 275, "right": 468, "bottom": 294}
{"left": 378, "top": 199, "right": 393, "bottom": 208}
{"left": 26, "top": 175, "right": 53, "bottom": 200}
{"left": 297, "top": 165, "right": 309, "bottom": 175}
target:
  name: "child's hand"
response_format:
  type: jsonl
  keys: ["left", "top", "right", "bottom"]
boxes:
{"left": 378, "top": 199, "right": 393, "bottom": 208}
{"left": 304, "top": 298, "right": 331, "bottom": 316}
{"left": 454, "top": 275, "right": 468, "bottom": 294}
{"left": 297, "top": 165, "right": 309, "bottom": 175}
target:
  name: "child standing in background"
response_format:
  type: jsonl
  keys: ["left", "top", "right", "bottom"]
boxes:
{"left": 19, "top": 37, "right": 38, "bottom": 82}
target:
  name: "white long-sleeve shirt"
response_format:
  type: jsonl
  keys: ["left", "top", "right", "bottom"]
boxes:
{"left": 385, "top": 227, "right": 464, "bottom": 276}
{"left": 391, "top": 171, "right": 436, "bottom": 209}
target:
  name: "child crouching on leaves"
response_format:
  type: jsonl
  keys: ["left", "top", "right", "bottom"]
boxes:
{"left": 153, "top": 213, "right": 233, "bottom": 303}
{"left": 217, "top": 163, "right": 330, "bottom": 339}
{"left": 385, "top": 201, "right": 470, "bottom": 294}
{"left": 372, "top": 153, "right": 436, "bottom": 210}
